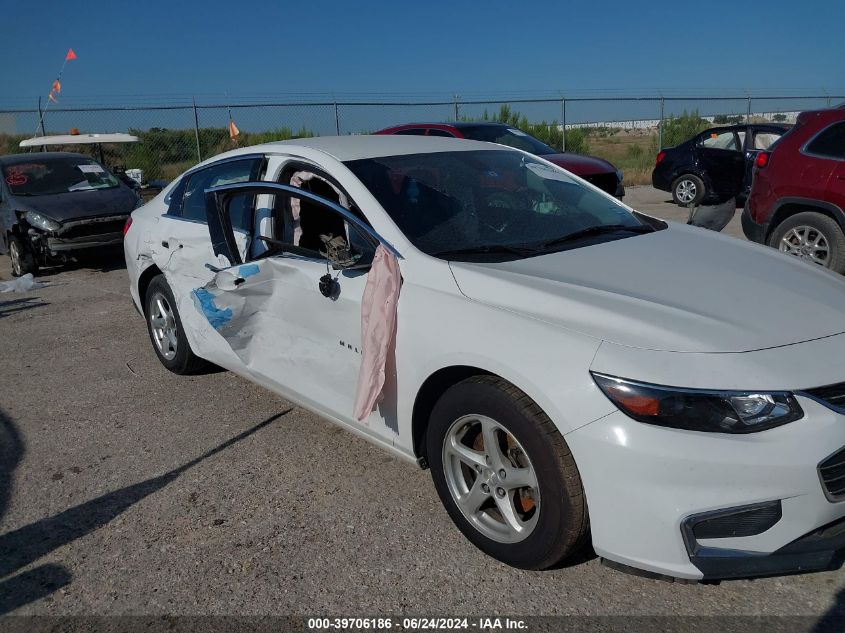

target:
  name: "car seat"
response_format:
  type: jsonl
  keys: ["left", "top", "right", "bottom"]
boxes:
{"left": 298, "top": 178, "right": 347, "bottom": 254}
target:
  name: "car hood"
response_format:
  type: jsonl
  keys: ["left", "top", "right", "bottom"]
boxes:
{"left": 448, "top": 223, "right": 845, "bottom": 353}
{"left": 11, "top": 186, "right": 138, "bottom": 223}
{"left": 542, "top": 153, "right": 616, "bottom": 176}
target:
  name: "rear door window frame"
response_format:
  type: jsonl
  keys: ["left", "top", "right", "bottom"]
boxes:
{"left": 165, "top": 154, "right": 266, "bottom": 224}
{"left": 697, "top": 128, "right": 741, "bottom": 152}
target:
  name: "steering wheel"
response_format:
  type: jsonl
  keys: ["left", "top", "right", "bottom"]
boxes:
{"left": 479, "top": 190, "right": 526, "bottom": 234}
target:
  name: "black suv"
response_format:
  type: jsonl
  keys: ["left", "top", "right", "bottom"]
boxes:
{"left": 652, "top": 123, "right": 790, "bottom": 206}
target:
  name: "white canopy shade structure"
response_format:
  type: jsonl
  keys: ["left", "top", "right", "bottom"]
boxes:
{"left": 19, "top": 133, "right": 139, "bottom": 148}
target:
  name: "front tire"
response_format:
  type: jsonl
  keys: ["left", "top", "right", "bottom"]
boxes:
{"left": 144, "top": 275, "right": 208, "bottom": 374}
{"left": 671, "top": 174, "right": 705, "bottom": 207}
{"left": 427, "top": 375, "right": 589, "bottom": 570}
{"left": 8, "top": 234, "right": 38, "bottom": 277}
{"left": 768, "top": 212, "right": 845, "bottom": 274}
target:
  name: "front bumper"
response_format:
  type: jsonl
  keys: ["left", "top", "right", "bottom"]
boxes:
{"left": 741, "top": 200, "right": 768, "bottom": 244}
{"left": 566, "top": 397, "right": 845, "bottom": 581}
{"left": 27, "top": 214, "right": 128, "bottom": 255}
{"left": 688, "top": 513, "right": 845, "bottom": 580}
{"left": 46, "top": 232, "right": 124, "bottom": 251}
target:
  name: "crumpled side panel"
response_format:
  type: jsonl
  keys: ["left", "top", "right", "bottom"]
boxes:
{"left": 187, "top": 263, "right": 277, "bottom": 366}
{"left": 354, "top": 245, "right": 402, "bottom": 421}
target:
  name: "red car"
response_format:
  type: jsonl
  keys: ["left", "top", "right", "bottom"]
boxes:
{"left": 744, "top": 107, "right": 845, "bottom": 273}
{"left": 375, "top": 122, "right": 625, "bottom": 198}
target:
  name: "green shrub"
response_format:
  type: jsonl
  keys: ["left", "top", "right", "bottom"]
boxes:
{"left": 563, "top": 127, "right": 589, "bottom": 154}
{"left": 660, "top": 110, "right": 711, "bottom": 148}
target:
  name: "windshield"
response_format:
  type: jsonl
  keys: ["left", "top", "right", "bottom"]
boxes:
{"left": 458, "top": 125, "right": 558, "bottom": 155}
{"left": 345, "top": 150, "right": 652, "bottom": 260}
{"left": 2, "top": 156, "right": 119, "bottom": 196}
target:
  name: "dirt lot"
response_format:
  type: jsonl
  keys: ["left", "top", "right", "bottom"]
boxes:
{"left": 0, "top": 189, "right": 842, "bottom": 628}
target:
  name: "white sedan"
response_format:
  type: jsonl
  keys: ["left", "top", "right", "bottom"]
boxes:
{"left": 125, "top": 135, "right": 845, "bottom": 581}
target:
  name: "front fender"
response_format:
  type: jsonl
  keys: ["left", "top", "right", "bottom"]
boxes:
{"left": 393, "top": 280, "right": 614, "bottom": 454}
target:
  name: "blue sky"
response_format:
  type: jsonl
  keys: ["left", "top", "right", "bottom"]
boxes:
{"left": 2, "top": 0, "right": 842, "bottom": 105}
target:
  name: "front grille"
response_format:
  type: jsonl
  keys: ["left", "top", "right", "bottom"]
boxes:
{"left": 58, "top": 219, "right": 127, "bottom": 239}
{"left": 805, "top": 382, "right": 845, "bottom": 410}
{"left": 819, "top": 447, "right": 845, "bottom": 500}
{"left": 582, "top": 173, "right": 619, "bottom": 196}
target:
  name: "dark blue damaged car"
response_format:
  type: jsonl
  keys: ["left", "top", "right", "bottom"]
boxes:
{"left": 0, "top": 152, "right": 141, "bottom": 276}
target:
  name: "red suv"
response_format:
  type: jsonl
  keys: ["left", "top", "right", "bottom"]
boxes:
{"left": 744, "top": 107, "right": 845, "bottom": 273}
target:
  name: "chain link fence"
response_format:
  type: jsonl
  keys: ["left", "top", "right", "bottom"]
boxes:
{"left": 0, "top": 94, "right": 841, "bottom": 185}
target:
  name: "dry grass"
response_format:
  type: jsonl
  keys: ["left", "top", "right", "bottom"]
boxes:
{"left": 583, "top": 128, "right": 659, "bottom": 186}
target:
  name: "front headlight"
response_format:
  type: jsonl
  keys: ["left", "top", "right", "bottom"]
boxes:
{"left": 24, "top": 210, "right": 61, "bottom": 232}
{"left": 615, "top": 169, "right": 624, "bottom": 183}
{"left": 592, "top": 373, "right": 803, "bottom": 433}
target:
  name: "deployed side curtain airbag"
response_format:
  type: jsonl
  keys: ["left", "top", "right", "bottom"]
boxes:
{"left": 354, "top": 245, "right": 402, "bottom": 422}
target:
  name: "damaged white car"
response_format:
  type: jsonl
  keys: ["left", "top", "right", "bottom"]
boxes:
{"left": 125, "top": 136, "right": 845, "bottom": 581}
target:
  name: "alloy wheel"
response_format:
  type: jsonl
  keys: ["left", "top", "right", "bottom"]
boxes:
{"left": 675, "top": 179, "right": 697, "bottom": 204}
{"left": 9, "top": 241, "right": 22, "bottom": 276}
{"left": 442, "top": 414, "right": 540, "bottom": 543}
{"left": 149, "top": 292, "right": 178, "bottom": 360}
{"left": 779, "top": 226, "right": 831, "bottom": 267}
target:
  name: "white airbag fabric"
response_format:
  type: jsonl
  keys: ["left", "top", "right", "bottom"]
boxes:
{"left": 354, "top": 245, "right": 401, "bottom": 421}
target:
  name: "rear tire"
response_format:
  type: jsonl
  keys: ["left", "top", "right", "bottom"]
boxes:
{"left": 427, "top": 375, "right": 589, "bottom": 570}
{"left": 144, "top": 275, "right": 208, "bottom": 374}
{"left": 672, "top": 174, "right": 705, "bottom": 207}
{"left": 8, "top": 234, "right": 38, "bottom": 277}
{"left": 768, "top": 212, "right": 845, "bottom": 274}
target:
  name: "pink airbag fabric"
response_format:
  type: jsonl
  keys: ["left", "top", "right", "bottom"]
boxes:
{"left": 354, "top": 245, "right": 402, "bottom": 421}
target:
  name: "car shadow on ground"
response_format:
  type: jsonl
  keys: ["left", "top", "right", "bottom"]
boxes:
{"left": 0, "top": 410, "right": 24, "bottom": 533}
{"left": 35, "top": 247, "right": 127, "bottom": 279}
{"left": 812, "top": 584, "right": 845, "bottom": 632}
{"left": 0, "top": 298, "right": 47, "bottom": 319}
{"left": 0, "top": 410, "right": 67, "bottom": 614}
{"left": 0, "top": 407, "right": 292, "bottom": 614}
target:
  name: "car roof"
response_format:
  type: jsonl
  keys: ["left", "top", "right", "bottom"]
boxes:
{"left": 384, "top": 121, "right": 509, "bottom": 130}
{"left": 0, "top": 151, "right": 90, "bottom": 165}
{"left": 452, "top": 121, "right": 512, "bottom": 129}
{"left": 228, "top": 135, "right": 504, "bottom": 162}
{"left": 797, "top": 107, "right": 845, "bottom": 122}
{"left": 19, "top": 133, "right": 139, "bottom": 148}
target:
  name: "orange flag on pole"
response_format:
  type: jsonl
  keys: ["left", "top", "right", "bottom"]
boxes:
{"left": 51, "top": 80, "right": 61, "bottom": 94}
{"left": 228, "top": 119, "right": 240, "bottom": 140}
{"left": 65, "top": 48, "right": 77, "bottom": 61}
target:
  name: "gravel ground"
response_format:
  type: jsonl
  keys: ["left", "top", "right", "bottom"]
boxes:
{"left": 0, "top": 188, "right": 843, "bottom": 625}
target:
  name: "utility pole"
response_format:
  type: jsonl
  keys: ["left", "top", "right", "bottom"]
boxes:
{"left": 192, "top": 98, "right": 202, "bottom": 162}
{"left": 334, "top": 101, "right": 341, "bottom": 135}
{"left": 658, "top": 96, "right": 665, "bottom": 150}
{"left": 37, "top": 96, "right": 47, "bottom": 151}
{"left": 560, "top": 98, "right": 566, "bottom": 152}
{"left": 454, "top": 95, "right": 459, "bottom": 121}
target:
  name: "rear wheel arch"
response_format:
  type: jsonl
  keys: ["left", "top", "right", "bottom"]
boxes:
{"left": 766, "top": 199, "right": 845, "bottom": 242}
{"left": 138, "top": 264, "right": 163, "bottom": 314}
